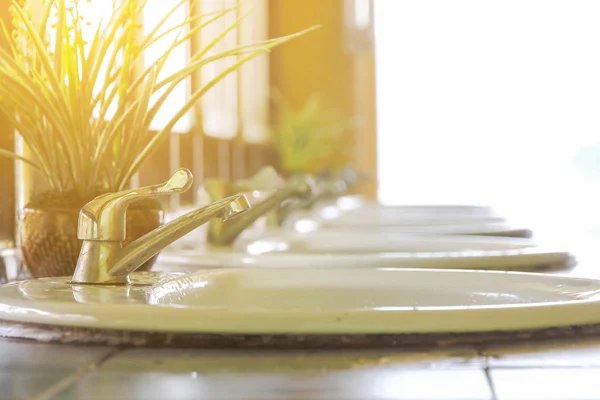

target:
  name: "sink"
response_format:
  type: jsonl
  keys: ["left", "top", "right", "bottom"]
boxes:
{"left": 161, "top": 232, "right": 573, "bottom": 273}
{"left": 2, "top": 268, "right": 600, "bottom": 347}
{"left": 291, "top": 198, "right": 532, "bottom": 238}
{"left": 309, "top": 198, "right": 499, "bottom": 223}
{"left": 236, "top": 233, "right": 550, "bottom": 254}
{"left": 316, "top": 210, "right": 508, "bottom": 229}
{"left": 325, "top": 207, "right": 502, "bottom": 223}
{"left": 284, "top": 210, "right": 530, "bottom": 237}
{"left": 313, "top": 196, "right": 496, "bottom": 217}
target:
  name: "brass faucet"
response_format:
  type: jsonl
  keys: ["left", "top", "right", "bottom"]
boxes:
{"left": 274, "top": 174, "right": 348, "bottom": 225}
{"left": 299, "top": 176, "right": 348, "bottom": 209}
{"left": 71, "top": 169, "right": 250, "bottom": 285}
{"left": 204, "top": 172, "right": 314, "bottom": 246}
{"left": 201, "top": 166, "right": 282, "bottom": 207}
{"left": 338, "top": 166, "right": 369, "bottom": 188}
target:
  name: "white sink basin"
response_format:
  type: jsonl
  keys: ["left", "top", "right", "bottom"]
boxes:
{"left": 292, "top": 199, "right": 530, "bottom": 238}
{"left": 310, "top": 199, "right": 500, "bottom": 224}
{"left": 162, "top": 233, "right": 573, "bottom": 273}
{"left": 316, "top": 196, "right": 495, "bottom": 217}
{"left": 2, "top": 268, "right": 600, "bottom": 338}
{"left": 350, "top": 204, "right": 495, "bottom": 216}
{"left": 286, "top": 212, "right": 530, "bottom": 237}
{"left": 237, "top": 232, "right": 536, "bottom": 254}
{"left": 319, "top": 210, "right": 509, "bottom": 229}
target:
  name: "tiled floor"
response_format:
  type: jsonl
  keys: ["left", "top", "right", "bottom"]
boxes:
{"left": 0, "top": 340, "right": 114, "bottom": 400}
{"left": 2, "top": 342, "right": 493, "bottom": 400}
{"left": 491, "top": 368, "right": 600, "bottom": 400}
{"left": 4, "top": 339, "right": 600, "bottom": 399}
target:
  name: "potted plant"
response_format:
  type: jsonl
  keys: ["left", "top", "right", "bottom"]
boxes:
{"left": 274, "top": 93, "right": 355, "bottom": 176}
{"left": 0, "top": 0, "right": 314, "bottom": 278}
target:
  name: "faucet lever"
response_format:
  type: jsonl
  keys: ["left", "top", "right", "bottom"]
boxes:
{"left": 233, "top": 166, "right": 282, "bottom": 193}
{"left": 71, "top": 168, "right": 251, "bottom": 285}
{"left": 78, "top": 169, "right": 193, "bottom": 242}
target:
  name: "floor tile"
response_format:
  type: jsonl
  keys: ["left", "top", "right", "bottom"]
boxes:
{"left": 53, "top": 348, "right": 490, "bottom": 399}
{"left": 56, "top": 368, "right": 492, "bottom": 400}
{"left": 0, "top": 340, "right": 113, "bottom": 370}
{"left": 0, "top": 339, "right": 115, "bottom": 399}
{"left": 97, "top": 348, "right": 486, "bottom": 374}
{"left": 0, "top": 371, "right": 71, "bottom": 400}
{"left": 491, "top": 368, "right": 600, "bottom": 400}
{"left": 486, "top": 340, "right": 600, "bottom": 368}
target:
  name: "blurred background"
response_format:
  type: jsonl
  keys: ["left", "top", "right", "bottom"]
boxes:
{"left": 2, "top": 0, "right": 600, "bottom": 241}
{"left": 376, "top": 0, "right": 600, "bottom": 238}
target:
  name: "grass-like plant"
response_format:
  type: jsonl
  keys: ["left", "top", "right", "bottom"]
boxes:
{"left": 274, "top": 92, "right": 355, "bottom": 174}
{"left": 0, "top": 0, "right": 316, "bottom": 200}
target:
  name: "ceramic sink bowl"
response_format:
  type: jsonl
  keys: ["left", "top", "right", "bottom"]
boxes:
{"left": 0, "top": 268, "right": 599, "bottom": 348}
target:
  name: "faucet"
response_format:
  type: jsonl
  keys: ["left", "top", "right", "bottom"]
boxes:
{"left": 204, "top": 173, "right": 314, "bottom": 246}
{"left": 276, "top": 167, "right": 367, "bottom": 223}
{"left": 338, "top": 166, "right": 369, "bottom": 188}
{"left": 275, "top": 174, "right": 347, "bottom": 224}
{"left": 201, "top": 166, "right": 282, "bottom": 207}
{"left": 71, "top": 169, "right": 251, "bottom": 285}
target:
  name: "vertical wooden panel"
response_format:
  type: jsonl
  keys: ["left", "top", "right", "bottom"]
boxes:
{"left": 191, "top": 131, "right": 204, "bottom": 204}
{"left": 263, "top": 144, "right": 280, "bottom": 175}
{"left": 244, "top": 143, "right": 265, "bottom": 177}
{"left": 0, "top": 128, "right": 15, "bottom": 243}
{"left": 230, "top": 138, "right": 246, "bottom": 180}
{"left": 353, "top": 53, "right": 377, "bottom": 198}
{"left": 269, "top": 0, "right": 355, "bottom": 111}
{"left": 269, "top": 0, "right": 377, "bottom": 198}
{"left": 0, "top": 0, "right": 15, "bottom": 243}
{"left": 217, "top": 139, "right": 231, "bottom": 180}
{"left": 137, "top": 136, "right": 172, "bottom": 209}
{"left": 202, "top": 136, "right": 220, "bottom": 179}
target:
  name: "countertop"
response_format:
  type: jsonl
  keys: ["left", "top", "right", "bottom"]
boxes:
{"left": 2, "top": 234, "right": 600, "bottom": 400}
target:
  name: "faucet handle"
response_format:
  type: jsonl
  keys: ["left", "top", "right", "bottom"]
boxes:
{"left": 234, "top": 166, "right": 282, "bottom": 192}
{"left": 315, "top": 176, "right": 347, "bottom": 199}
{"left": 78, "top": 169, "right": 193, "bottom": 242}
{"left": 286, "top": 173, "right": 317, "bottom": 199}
{"left": 203, "top": 166, "right": 282, "bottom": 205}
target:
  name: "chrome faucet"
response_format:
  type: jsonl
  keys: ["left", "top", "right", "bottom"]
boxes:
{"left": 71, "top": 169, "right": 250, "bottom": 285}
{"left": 204, "top": 173, "right": 314, "bottom": 246}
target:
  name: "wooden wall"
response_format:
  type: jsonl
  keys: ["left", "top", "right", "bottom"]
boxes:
{"left": 269, "top": 0, "right": 378, "bottom": 198}
{"left": 141, "top": 0, "right": 379, "bottom": 202}
{"left": 0, "top": 0, "right": 377, "bottom": 225}
{"left": 0, "top": 0, "right": 15, "bottom": 243}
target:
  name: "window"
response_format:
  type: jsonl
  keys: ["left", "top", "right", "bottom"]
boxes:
{"left": 199, "top": 0, "right": 239, "bottom": 139}
{"left": 35, "top": 0, "right": 271, "bottom": 143}
{"left": 375, "top": 0, "right": 600, "bottom": 236}
{"left": 144, "top": 0, "right": 193, "bottom": 133}
{"left": 239, "top": 0, "right": 269, "bottom": 143}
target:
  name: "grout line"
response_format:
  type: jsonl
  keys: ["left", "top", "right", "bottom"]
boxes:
{"left": 30, "top": 348, "right": 122, "bottom": 400}
{"left": 484, "top": 367, "right": 499, "bottom": 400}
{"left": 489, "top": 365, "right": 598, "bottom": 369}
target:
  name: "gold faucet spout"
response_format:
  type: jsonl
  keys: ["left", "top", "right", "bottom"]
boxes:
{"left": 70, "top": 170, "right": 251, "bottom": 286}
{"left": 107, "top": 195, "right": 249, "bottom": 281}
{"left": 206, "top": 175, "right": 314, "bottom": 246}
{"left": 276, "top": 175, "right": 347, "bottom": 223}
